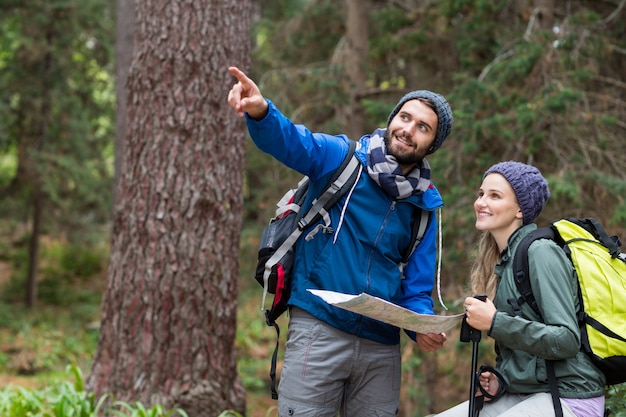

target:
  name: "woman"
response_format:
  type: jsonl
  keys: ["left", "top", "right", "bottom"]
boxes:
{"left": 434, "top": 161, "right": 605, "bottom": 417}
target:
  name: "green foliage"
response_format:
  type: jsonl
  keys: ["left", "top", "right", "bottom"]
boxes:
{"left": 253, "top": 0, "right": 342, "bottom": 76}
{"left": 57, "top": 244, "right": 104, "bottom": 280}
{"left": 0, "top": 0, "right": 115, "bottom": 240}
{"left": 545, "top": 173, "right": 582, "bottom": 204}
{"left": 606, "top": 383, "right": 626, "bottom": 417}
{"left": 0, "top": 150, "right": 17, "bottom": 188}
{"left": 0, "top": 303, "right": 98, "bottom": 375}
{"left": 436, "top": 1, "right": 626, "bottom": 245}
{"left": 0, "top": 365, "right": 188, "bottom": 417}
{"left": 0, "top": 235, "right": 106, "bottom": 306}
{"left": 216, "top": 411, "right": 244, "bottom": 417}
{"left": 369, "top": 6, "right": 423, "bottom": 64}
{"left": 0, "top": 365, "right": 105, "bottom": 417}
{"left": 447, "top": 0, "right": 514, "bottom": 70}
{"left": 107, "top": 401, "right": 188, "bottom": 417}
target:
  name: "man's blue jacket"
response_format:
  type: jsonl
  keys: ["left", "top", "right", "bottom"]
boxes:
{"left": 246, "top": 100, "right": 444, "bottom": 345}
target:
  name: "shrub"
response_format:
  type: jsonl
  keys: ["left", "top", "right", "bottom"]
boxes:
{"left": 0, "top": 365, "right": 188, "bottom": 417}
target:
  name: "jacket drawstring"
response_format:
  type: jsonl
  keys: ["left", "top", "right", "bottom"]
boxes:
{"left": 436, "top": 207, "right": 448, "bottom": 310}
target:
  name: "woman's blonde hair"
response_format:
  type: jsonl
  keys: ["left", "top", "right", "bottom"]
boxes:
{"left": 469, "top": 231, "right": 501, "bottom": 299}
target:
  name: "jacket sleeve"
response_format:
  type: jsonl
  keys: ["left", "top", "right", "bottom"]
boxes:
{"left": 489, "top": 239, "right": 580, "bottom": 360}
{"left": 245, "top": 99, "right": 349, "bottom": 180}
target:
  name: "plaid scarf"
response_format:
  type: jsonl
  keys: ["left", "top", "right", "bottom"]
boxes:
{"left": 366, "top": 129, "right": 431, "bottom": 199}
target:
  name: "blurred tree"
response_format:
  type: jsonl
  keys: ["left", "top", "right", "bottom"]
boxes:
{"left": 0, "top": 0, "right": 115, "bottom": 307}
{"left": 86, "top": 0, "right": 250, "bottom": 415}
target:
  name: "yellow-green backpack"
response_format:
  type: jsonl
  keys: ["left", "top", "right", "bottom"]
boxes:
{"left": 511, "top": 217, "right": 626, "bottom": 385}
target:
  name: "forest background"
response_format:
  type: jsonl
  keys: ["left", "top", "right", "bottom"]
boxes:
{"left": 0, "top": 0, "right": 625, "bottom": 416}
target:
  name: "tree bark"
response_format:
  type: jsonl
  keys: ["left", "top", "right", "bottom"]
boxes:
{"left": 113, "top": 0, "right": 135, "bottom": 207}
{"left": 87, "top": 1, "right": 250, "bottom": 415}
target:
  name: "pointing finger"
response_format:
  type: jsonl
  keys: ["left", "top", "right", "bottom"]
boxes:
{"left": 228, "top": 66, "right": 252, "bottom": 87}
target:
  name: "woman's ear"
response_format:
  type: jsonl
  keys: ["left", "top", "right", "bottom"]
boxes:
{"left": 516, "top": 208, "right": 524, "bottom": 220}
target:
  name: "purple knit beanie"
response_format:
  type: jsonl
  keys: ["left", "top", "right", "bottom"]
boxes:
{"left": 387, "top": 90, "right": 453, "bottom": 155}
{"left": 483, "top": 161, "right": 550, "bottom": 225}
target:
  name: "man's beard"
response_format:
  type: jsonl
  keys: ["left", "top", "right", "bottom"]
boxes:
{"left": 384, "top": 130, "right": 425, "bottom": 166}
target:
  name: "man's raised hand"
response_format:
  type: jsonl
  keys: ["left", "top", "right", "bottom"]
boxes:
{"left": 227, "top": 66, "right": 268, "bottom": 120}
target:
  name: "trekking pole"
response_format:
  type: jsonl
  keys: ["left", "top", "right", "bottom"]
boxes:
{"left": 459, "top": 294, "right": 487, "bottom": 417}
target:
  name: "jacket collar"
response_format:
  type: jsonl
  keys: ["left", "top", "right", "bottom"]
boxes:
{"left": 495, "top": 223, "right": 538, "bottom": 275}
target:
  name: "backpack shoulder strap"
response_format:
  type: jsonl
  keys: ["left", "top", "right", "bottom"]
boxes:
{"left": 400, "top": 209, "right": 431, "bottom": 268}
{"left": 510, "top": 226, "right": 556, "bottom": 318}
{"left": 297, "top": 140, "right": 360, "bottom": 231}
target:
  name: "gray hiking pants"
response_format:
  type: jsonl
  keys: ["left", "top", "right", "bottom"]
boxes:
{"left": 278, "top": 307, "right": 401, "bottom": 417}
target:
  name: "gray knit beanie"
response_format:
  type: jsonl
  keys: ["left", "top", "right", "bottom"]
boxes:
{"left": 386, "top": 90, "right": 453, "bottom": 154}
{"left": 483, "top": 161, "right": 550, "bottom": 225}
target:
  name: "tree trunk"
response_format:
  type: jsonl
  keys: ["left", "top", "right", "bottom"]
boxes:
{"left": 113, "top": 0, "right": 135, "bottom": 207}
{"left": 25, "top": 187, "right": 42, "bottom": 308}
{"left": 333, "top": 0, "right": 369, "bottom": 138}
{"left": 86, "top": 1, "right": 250, "bottom": 415}
{"left": 25, "top": 29, "right": 53, "bottom": 308}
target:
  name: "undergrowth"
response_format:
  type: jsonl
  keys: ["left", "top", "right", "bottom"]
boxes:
{"left": 0, "top": 365, "right": 187, "bottom": 417}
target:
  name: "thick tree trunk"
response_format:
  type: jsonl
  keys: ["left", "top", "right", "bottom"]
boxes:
{"left": 87, "top": 1, "right": 250, "bottom": 415}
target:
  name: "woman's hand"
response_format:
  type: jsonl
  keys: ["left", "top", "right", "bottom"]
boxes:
{"left": 464, "top": 296, "right": 497, "bottom": 332}
{"left": 478, "top": 370, "right": 500, "bottom": 401}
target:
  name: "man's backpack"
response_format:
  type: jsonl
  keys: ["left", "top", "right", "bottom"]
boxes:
{"left": 255, "top": 140, "right": 360, "bottom": 326}
{"left": 511, "top": 217, "right": 626, "bottom": 416}
{"left": 255, "top": 139, "right": 430, "bottom": 399}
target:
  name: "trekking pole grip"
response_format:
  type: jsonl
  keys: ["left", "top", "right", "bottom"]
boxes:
{"left": 460, "top": 294, "right": 487, "bottom": 343}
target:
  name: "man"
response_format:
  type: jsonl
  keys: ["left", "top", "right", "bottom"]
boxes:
{"left": 228, "top": 66, "right": 453, "bottom": 417}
